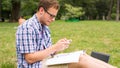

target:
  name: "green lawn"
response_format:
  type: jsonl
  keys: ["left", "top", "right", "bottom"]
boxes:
{"left": 0, "top": 20, "right": 120, "bottom": 68}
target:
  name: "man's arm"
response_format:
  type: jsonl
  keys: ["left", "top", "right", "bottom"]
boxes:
{"left": 24, "top": 45, "right": 56, "bottom": 64}
{"left": 24, "top": 38, "right": 71, "bottom": 64}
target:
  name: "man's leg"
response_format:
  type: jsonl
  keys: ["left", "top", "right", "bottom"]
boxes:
{"left": 68, "top": 53, "right": 116, "bottom": 68}
{"left": 84, "top": 53, "right": 117, "bottom": 68}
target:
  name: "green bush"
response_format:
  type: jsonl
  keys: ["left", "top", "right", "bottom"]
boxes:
{"left": 61, "top": 4, "right": 84, "bottom": 20}
{"left": 111, "top": 13, "right": 116, "bottom": 20}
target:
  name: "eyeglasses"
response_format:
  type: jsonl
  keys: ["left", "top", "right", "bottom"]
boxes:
{"left": 43, "top": 8, "right": 56, "bottom": 18}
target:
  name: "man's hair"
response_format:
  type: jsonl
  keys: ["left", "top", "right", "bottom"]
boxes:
{"left": 38, "top": 0, "right": 60, "bottom": 10}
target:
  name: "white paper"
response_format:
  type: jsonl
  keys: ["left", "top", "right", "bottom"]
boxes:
{"left": 46, "top": 50, "right": 84, "bottom": 66}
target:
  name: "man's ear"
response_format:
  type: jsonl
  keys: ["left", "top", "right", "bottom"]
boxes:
{"left": 39, "top": 7, "right": 44, "bottom": 14}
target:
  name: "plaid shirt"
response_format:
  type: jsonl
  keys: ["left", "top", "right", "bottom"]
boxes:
{"left": 16, "top": 14, "right": 52, "bottom": 68}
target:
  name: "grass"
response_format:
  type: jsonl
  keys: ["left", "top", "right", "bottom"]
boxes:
{"left": 0, "top": 20, "right": 120, "bottom": 67}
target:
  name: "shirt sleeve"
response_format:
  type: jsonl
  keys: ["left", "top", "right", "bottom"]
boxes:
{"left": 16, "top": 27, "right": 36, "bottom": 54}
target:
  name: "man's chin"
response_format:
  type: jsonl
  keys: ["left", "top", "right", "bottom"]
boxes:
{"left": 46, "top": 24, "right": 50, "bottom": 26}
{"left": 46, "top": 22, "right": 51, "bottom": 26}
{"left": 44, "top": 23, "right": 50, "bottom": 26}
{"left": 42, "top": 22, "right": 50, "bottom": 26}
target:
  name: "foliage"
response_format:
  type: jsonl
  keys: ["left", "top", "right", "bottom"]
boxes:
{"left": 0, "top": 0, "right": 119, "bottom": 21}
{"left": 2, "top": 0, "right": 11, "bottom": 11}
{"left": 79, "top": 0, "right": 97, "bottom": 19}
{"left": 111, "top": 13, "right": 117, "bottom": 20}
{"left": 95, "top": 0, "right": 110, "bottom": 19}
{"left": 20, "top": 0, "right": 39, "bottom": 16}
{"left": 1, "top": 0, "right": 11, "bottom": 19}
{"left": 61, "top": 4, "right": 84, "bottom": 20}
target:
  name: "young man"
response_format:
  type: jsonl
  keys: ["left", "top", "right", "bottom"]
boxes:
{"left": 16, "top": 0, "right": 116, "bottom": 68}
{"left": 16, "top": 0, "right": 70, "bottom": 68}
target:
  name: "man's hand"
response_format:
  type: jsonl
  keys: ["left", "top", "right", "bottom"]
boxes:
{"left": 53, "top": 38, "right": 72, "bottom": 52}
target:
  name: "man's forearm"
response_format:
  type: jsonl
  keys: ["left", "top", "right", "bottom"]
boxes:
{"left": 24, "top": 45, "right": 56, "bottom": 64}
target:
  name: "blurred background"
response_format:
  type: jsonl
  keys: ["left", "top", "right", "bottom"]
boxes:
{"left": 0, "top": 0, "right": 120, "bottom": 22}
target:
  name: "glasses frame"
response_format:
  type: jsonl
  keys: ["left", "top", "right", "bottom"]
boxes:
{"left": 43, "top": 7, "right": 56, "bottom": 18}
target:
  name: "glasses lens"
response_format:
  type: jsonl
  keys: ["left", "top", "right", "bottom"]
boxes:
{"left": 44, "top": 8, "right": 56, "bottom": 18}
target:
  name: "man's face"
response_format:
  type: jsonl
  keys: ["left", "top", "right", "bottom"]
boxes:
{"left": 40, "top": 7, "right": 58, "bottom": 26}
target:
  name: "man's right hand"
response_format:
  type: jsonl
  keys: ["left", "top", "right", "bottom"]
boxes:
{"left": 53, "top": 38, "right": 72, "bottom": 52}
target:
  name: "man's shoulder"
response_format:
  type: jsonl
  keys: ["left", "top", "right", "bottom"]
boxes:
{"left": 17, "top": 21, "right": 34, "bottom": 33}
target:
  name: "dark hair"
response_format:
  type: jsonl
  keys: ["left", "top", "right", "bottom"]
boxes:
{"left": 38, "top": 0, "right": 60, "bottom": 11}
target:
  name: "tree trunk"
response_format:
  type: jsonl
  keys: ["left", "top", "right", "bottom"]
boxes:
{"left": 119, "top": 1, "right": 120, "bottom": 14}
{"left": 116, "top": 0, "right": 120, "bottom": 21}
{"left": 0, "top": 0, "right": 2, "bottom": 19}
{"left": 10, "top": 0, "right": 21, "bottom": 22}
{"left": 102, "top": 15, "right": 105, "bottom": 20}
{"left": 107, "top": 0, "right": 114, "bottom": 20}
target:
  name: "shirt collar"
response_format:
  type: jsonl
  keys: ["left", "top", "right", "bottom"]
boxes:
{"left": 32, "top": 14, "right": 49, "bottom": 32}
{"left": 32, "top": 14, "right": 43, "bottom": 31}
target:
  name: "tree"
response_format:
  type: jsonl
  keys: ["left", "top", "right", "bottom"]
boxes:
{"left": 0, "top": 0, "right": 2, "bottom": 19}
{"left": 20, "top": 0, "right": 39, "bottom": 18}
{"left": 58, "top": 0, "right": 97, "bottom": 20}
{"left": 95, "top": 0, "right": 109, "bottom": 20}
{"left": 0, "top": 0, "right": 119, "bottom": 21}
{"left": 1, "top": 0, "right": 11, "bottom": 20}
{"left": 10, "top": 0, "right": 21, "bottom": 22}
{"left": 61, "top": 4, "right": 84, "bottom": 20}
{"left": 78, "top": 0, "right": 97, "bottom": 20}
{"left": 1, "top": 0, "right": 39, "bottom": 22}
{"left": 116, "top": 0, "right": 120, "bottom": 21}
{"left": 107, "top": 0, "right": 114, "bottom": 20}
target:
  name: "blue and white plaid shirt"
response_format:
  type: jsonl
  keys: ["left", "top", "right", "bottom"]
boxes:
{"left": 16, "top": 14, "right": 52, "bottom": 68}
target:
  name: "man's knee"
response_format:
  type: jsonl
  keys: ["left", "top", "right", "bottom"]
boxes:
{"left": 68, "top": 54, "right": 89, "bottom": 68}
